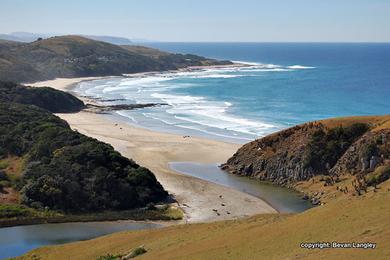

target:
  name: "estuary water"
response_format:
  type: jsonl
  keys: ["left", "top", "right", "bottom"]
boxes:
{"left": 169, "top": 162, "right": 312, "bottom": 213}
{"left": 0, "top": 221, "right": 161, "bottom": 259}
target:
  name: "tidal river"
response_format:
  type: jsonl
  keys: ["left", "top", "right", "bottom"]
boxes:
{"left": 169, "top": 162, "right": 313, "bottom": 213}
{"left": 0, "top": 221, "right": 161, "bottom": 259}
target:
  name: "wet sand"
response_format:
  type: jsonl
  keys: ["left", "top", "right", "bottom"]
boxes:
{"left": 30, "top": 77, "right": 277, "bottom": 223}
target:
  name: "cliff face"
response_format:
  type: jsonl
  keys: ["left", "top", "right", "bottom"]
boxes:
{"left": 222, "top": 123, "right": 318, "bottom": 186}
{"left": 221, "top": 116, "right": 390, "bottom": 188}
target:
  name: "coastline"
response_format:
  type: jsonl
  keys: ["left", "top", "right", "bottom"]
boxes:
{"left": 29, "top": 74, "right": 277, "bottom": 223}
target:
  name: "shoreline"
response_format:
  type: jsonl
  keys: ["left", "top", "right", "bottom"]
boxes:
{"left": 0, "top": 206, "right": 183, "bottom": 229}
{"left": 29, "top": 72, "right": 278, "bottom": 223}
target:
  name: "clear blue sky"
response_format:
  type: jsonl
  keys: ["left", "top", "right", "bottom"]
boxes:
{"left": 0, "top": 0, "right": 389, "bottom": 42}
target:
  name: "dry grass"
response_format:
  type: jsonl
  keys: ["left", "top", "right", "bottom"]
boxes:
{"left": 0, "top": 156, "right": 24, "bottom": 177}
{"left": 319, "top": 114, "right": 390, "bottom": 131}
{"left": 18, "top": 180, "right": 390, "bottom": 260}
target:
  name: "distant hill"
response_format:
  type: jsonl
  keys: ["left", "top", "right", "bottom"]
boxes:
{"left": 0, "top": 32, "right": 133, "bottom": 45}
{"left": 0, "top": 35, "right": 231, "bottom": 82}
{"left": 0, "top": 81, "right": 85, "bottom": 113}
{"left": 82, "top": 35, "right": 132, "bottom": 45}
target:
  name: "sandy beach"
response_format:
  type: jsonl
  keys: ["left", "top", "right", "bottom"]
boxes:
{"left": 30, "top": 77, "right": 277, "bottom": 223}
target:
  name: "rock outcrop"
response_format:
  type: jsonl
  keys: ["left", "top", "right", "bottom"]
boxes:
{"left": 221, "top": 117, "right": 390, "bottom": 188}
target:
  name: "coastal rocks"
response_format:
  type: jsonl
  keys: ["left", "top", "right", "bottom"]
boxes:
{"left": 221, "top": 120, "right": 390, "bottom": 191}
{"left": 302, "top": 194, "right": 309, "bottom": 200}
{"left": 221, "top": 123, "right": 322, "bottom": 186}
{"left": 330, "top": 129, "right": 390, "bottom": 176}
{"left": 84, "top": 103, "right": 167, "bottom": 114}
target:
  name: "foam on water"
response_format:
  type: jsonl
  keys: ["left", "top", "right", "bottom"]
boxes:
{"left": 74, "top": 60, "right": 316, "bottom": 142}
{"left": 287, "top": 65, "right": 316, "bottom": 69}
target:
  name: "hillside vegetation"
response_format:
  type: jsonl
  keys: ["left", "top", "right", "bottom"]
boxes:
{"left": 0, "top": 82, "right": 167, "bottom": 214}
{"left": 0, "top": 35, "right": 231, "bottom": 82}
{"left": 222, "top": 115, "right": 390, "bottom": 204}
{"left": 0, "top": 81, "right": 85, "bottom": 112}
{"left": 18, "top": 116, "right": 390, "bottom": 259}
{"left": 0, "top": 32, "right": 134, "bottom": 45}
{"left": 0, "top": 102, "right": 167, "bottom": 212}
{"left": 18, "top": 179, "right": 390, "bottom": 259}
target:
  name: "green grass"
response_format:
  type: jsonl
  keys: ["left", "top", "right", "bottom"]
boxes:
{"left": 367, "top": 165, "right": 390, "bottom": 186}
{"left": 159, "top": 205, "right": 183, "bottom": 220}
{"left": 128, "top": 246, "right": 147, "bottom": 258}
{"left": 96, "top": 254, "right": 122, "bottom": 260}
{"left": 0, "top": 205, "right": 182, "bottom": 228}
{"left": 0, "top": 204, "right": 32, "bottom": 218}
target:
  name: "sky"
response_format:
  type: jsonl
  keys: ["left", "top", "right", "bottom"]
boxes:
{"left": 0, "top": 0, "right": 389, "bottom": 42}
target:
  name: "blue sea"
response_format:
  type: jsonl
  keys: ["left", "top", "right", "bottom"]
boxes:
{"left": 75, "top": 43, "right": 390, "bottom": 143}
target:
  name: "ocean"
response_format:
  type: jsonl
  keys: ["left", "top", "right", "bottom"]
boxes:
{"left": 75, "top": 43, "right": 390, "bottom": 143}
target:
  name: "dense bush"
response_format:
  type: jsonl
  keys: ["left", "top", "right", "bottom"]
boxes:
{"left": 0, "top": 81, "right": 85, "bottom": 113}
{"left": 361, "top": 141, "right": 379, "bottom": 160}
{"left": 304, "top": 123, "right": 369, "bottom": 172}
{"left": 367, "top": 166, "right": 390, "bottom": 186}
{"left": 0, "top": 102, "right": 167, "bottom": 212}
{"left": 0, "top": 204, "right": 31, "bottom": 218}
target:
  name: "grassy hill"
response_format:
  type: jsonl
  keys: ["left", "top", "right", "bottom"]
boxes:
{"left": 0, "top": 35, "right": 231, "bottom": 83}
{"left": 17, "top": 172, "right": 390, "bottom": 259}
{"left": 17, "top": 115, "right": 390, "bottom": 259}
{"left": 222, "top": 115, "right": 390, "bottom": 204}
{"left": 0, "top": 32, "right": 133, "bottom": 45}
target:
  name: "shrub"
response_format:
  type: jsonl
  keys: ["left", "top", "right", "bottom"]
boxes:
{"left": 128, "top": 246, "right": 147, "bottom": 258}
{"left": 0, "top": 170, "right": 8, "bottom": 181}
{"left": 0, "top": 161, "right": 9, "bottom": 169}
{"left": 96, "top": 254, "right": 121, "bottom": 260}
{"left": 304, "top": 123, "right": 369, "bottom": 172}
{"left": 367, "top": 166, "right": 390, "bottom": 186}
{"left": 0, "top": 204, "right": 31, "bottom": 218}
{"left": 361, "top": 141, "right": 379, "bottom": 160}
{"left": 0, "top": 102, "right": 168, "bottom": 212}
{"left": 0, "top": 81, "right": 85, "bottom": 113}
{"left": 146, "top": 202, "right": 156, "bottom": 210}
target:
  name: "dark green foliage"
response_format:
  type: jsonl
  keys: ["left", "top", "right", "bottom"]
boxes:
{"left": 0, "top": 170, "right": 9, "bottom": 192}
{"left": 367, "top": 166, "right": 390, "bottom": 186}
{"left": 0, "top": 171, "right": 8, "bottom": 181}
{"left": 96, "top": 254, "right": 122, "bottom": 260}
{"left": 146, "top": 202, "right": 156, "bottom": 210}
{"left": 0, "top": 103, "right": 167, "bottom": 212}
{"left": 361, "top": 141, "right": 379, "bottom": 160}
{"left": 0, "top": 81, "right": 84, "bottom": 113}
{"left": 0, "top": 204, "right": 31, "bottom": 218}
{"left": 129, "top": 246, "right": 147, "bottom": 258}
{"left": 304, "top": 123, "right": 369, "bottom": 172}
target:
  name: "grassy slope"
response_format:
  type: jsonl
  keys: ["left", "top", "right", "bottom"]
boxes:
{"left": 18, "top": 115, "right": 390, "bottom": 260}
{"left": 19, "top": 179, "right": 390, "bottom": 260}
{"left": 293, "top": 115, "right": 390, "bottom": 202}
{"left": 319, "top": 115, "right": 390, "bottom": 131}
{"left": 0, "top": 36, "right": 231, "bottom": 82}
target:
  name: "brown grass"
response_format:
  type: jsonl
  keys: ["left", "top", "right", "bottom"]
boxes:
{"left": 319, "top": 114, "right": 390, "bottom": 131}
{"left": 18, "top": 180, "right": 390, "bottom": 260}
{"left": 0, "top": 156, "right": 24, "bottom": 177}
